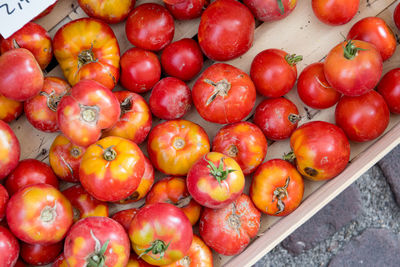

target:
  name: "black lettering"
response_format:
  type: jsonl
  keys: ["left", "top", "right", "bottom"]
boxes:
{"left": 0, "top": 3, "right": 16, "bottom": 15}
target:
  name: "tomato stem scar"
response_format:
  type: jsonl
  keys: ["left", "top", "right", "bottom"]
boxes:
{"left": 272, "top": 176, "right": 290, "bottom": 215}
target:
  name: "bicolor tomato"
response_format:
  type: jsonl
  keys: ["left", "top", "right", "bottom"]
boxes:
{"left": 0, "top": 94, "right": 23, "bottom": 123}
{"left": 111, "top": 208, "right": 139, "bottom": 232}
{"left": 312, "top": 0, "right": 359, "bottom": 26}
{"left": 0, "top": 226, "right": 19, "bottom": 266}
{"left": 244, "top": 0, "right": 297, "bottom": 21}
{"left": 0, "top": 120, "right": 20, "bottom": 179}
{"left": 165, "top": 0, "right": 206, "bottom": 20}
{"left": 377, "top": 68, "right": 400, "bottom": 114}
{"left": 0, "top": 185, "right": 8, "bottom": 221}
{"left": 126, "top": 253, "right": 155, "bottom": 267}
{"left": 20, "top": 241, "right": 63, "bottom": 266}
{"left": 78, "top": 0, "right": 135, "bottom": 23}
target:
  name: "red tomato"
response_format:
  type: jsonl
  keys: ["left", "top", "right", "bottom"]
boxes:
{"left": 20, "top": 241, "right": 63, "bottom": 266}
{"left": 126, "top": 3, "right": 175, "bottom": 51}
{"left": 297, "top": 62, "right": 341, "bottom": 109}
{"left": 0, "top": 48, "right": 43, "bottom": 101}
{"left": 0, "top": 94, "right": 23, "bottom": 123}
{"left": 212, "top": 121, "right": 267, "bottom": 175}
{"left": 111, "top": 208, "right": 139, "bottom": 232}
{"left": 33, "top": 1, "right": 58, "bottom": 20}
{"left": 192, "top": 63, "right": 256, "bottom": 124}
{"left": 5, "top": 159, "right": 59, "bottom": 195}
{"left": 324, "top": 40, "right": 382, "bottom": 96}
{"left": 377, "top": 68, "right": 400, "bottom": 114}
{"left": 335, "top": 90, "right": 390, "bottom": 142}
{"left": 129, "top": 203, "right": 193, "bottom": 266}
{"left": 187, "top": 152, "right": 245, "bottom": 209}
{"left": 198, "top": 0, "right": 254, "bottom": 61}
{"left": 24, "top": 77, "right": 70, "bottom": 133}
{"left": 0, "top": 185, "right": 8, "bottom": 221}
{"left": 120, "top": 47, "right": 161, "bottom": 93}
{"left": 394, "top": 3, "right": 400, "bottom": 30}
{"left": 165, "top": 0, "right": 206, "bottom": 20}
{"left": 64, "top": 217, "right": 130, "bottom": 267}
{"left": 253, "top": 97, "right": 300, "bottom": 141}
{"left": 57, "top": 79, "right": 120, "bottom": 147}
{"left": 312, "top": 0, "right": 359, "bottom": 25}
{"left": 199, "top": 194, "right": 260, "bottom": 255}
{"left": 0, "top": 120, "right": 20, "bottom": 179}
{"left": 0, "top": 226, "right": 19, "bottom": 266}
{"left": 244, "top": 0, "right": 297, "bottom": 21}
{"left": 161, "top": 38, "right": 204, "bottom": 81}
{"left": 6, "top": 184, "right": 73, "bottom": 245}
{"left": 149, "top": 77, "right": 192, "bottom": 120}
{"left": 14, "top": 260, "right": 26, "bottom": 267}
{"left": 78, "top": 0, "right": 135, "bottom": 23}
{"left": 52, "top": 253, "right": 68, "bottom": 267}
{"left": 250, "top": 49, "right": 301, "bottom": 98}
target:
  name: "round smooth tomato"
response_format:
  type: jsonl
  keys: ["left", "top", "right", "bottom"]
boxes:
{"left": 212, "top": 121, "right": 267, "bottom": 175}
{"left": 250, "top": 49, "right": 301, "bottom": 98}
{"left": 199, "top": 194, "right": 260, "bottom": 256}
{"left": 120, "top": 47, "right": 161, "bottom": 93}
{"left": 312, "top": 0, "right": 359, "bottom": 25}
{"left": 78, "top": 0, "right": 135, "bottom": 23}
{"left": 253, "top": 97, "right": 300, "bottom": 141}
{"left": 64, "top": 217, "right": 130, "bottom": 267}
{"left": 394, "top": 2, "right": 400, "bottom": 30}
{"left": 5, "top": 158, "right": 59, "bottom": 195}
{"left": 377, "top": 68, "right": 400, "bottom": 114}
{"left": 33, "top": 1, "right": 58, "bottom": 20}
{"left": 57, "top": 79, "right": 120, "bottom": 147}
{"left": 0, "top": 226, "right": 19, "bottom": 266}
{"left": 147, "top": 119, "right": 210, "bottom": 176}
{"left": 79, "top": 136, "right": 145, "bottom": 202}
{"left": 161, "top": 38, "right": 204, "bottom": 81}
{"left": 244, "top": 0, "right": 297, "bottom": 21}
{"left": 6, "top": 183, "right": 73, "bottom": 245}
{"left": 192, "top": 63, "right": 256, "bottom": 124}
{"left": 0, "top": 94, "right": 23, "bottom": 123}
{"left": 297, "top": 62, "right": 341, "bottom": 109}
{"left": 0, "top": 185, "right": 8, "bottom": 221}
{"left": 198, "top": 0, "right": 254, "bottom": 61}
{"left": 165, "top": 0, "right": 206, "bottom": 20}
{"left": 187, "top": 152, "right": 245, "bottom": 209}
{"left": 103, "top": 91, "right": 152, "bottom": 145}
{"left": 0, "top": 120, "right": 20, "bottom": 179}
{"left": 324, "top": 40, "right": 382, "bottom": 96}
{"left": 146, "top": 176, "right": 202, "bottom": 226}
{"left": 126, "top": 3, "right": 175, "bottom": 51}
{"left": 289, "top": 121, "right": 350, "bottom": 181}
{"left": 20, "top": 241, "right": 63, "bottom": 266}
{"left": 53, "top": 18, "right": 120, "bottom": 90}
{"left": 335, "top": 90, "right": 390, "bottom": 142}
{"left": 111, "top": 208, "right": 139, "bottom": 232}
{"left": 250, "top": 159, "right": 304, "bottom": 216}
{"left": 129, "top": 203, "right": 193, "bottom": 266}
{"left": 24, "top": 77, "right": 70, "bottom": 133}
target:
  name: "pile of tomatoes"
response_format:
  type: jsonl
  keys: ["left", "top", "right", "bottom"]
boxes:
{"left": 0, "top": 0, "right": 400, "bottom": 266}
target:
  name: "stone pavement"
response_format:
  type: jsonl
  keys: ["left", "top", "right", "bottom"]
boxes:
{"left": 253, "top": 145, "right": 400, "bottom": 267}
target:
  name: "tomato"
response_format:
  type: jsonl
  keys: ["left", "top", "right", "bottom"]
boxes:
{"left": 0, "top": 48, "right": 43, "bottom": 101}
{"left": 0, "top": 185, "right": 8, "bottom": 222}
{"left": 6, "top": 184, "right": 73, "bottom": 245}
{"left": 24, "top": 77, "right": 70, "bottom": 133}
{"left": 33, "top": 1, "right": 58, "bottom": 20}
{"left": 244, "top": 0, "right": 297, "bottom": 21}
{"left": 377, "top": 68, "right": 400, "bottom": 114}
{"left": 187, "top": 152, "right": 245, "bottom": 209}
{"left": 127, "top": 253, "right": 155, "bottom": 267}
{"left": 161, "top": 38, "right": 204, "bottom": 81}
{"left": 212, "top": 121, "right": 267, "bottom": 175}
{"left": 297, "top": 62, "right": 341, "bottom": 109}
{"left": 53, "top": 18, "right": 120, "bottom": 90}
{"left": 64, "top": 217, "right": 130, "bottom": 267}
{"left": 147, "top": 119, "right": 210, "bottom": 176}
{"left": 0, "top": 226, "right": 19, "bottom": 266}
{"left": 324, "top": 40, "right": 382, "bottom": 96}
{"left": 254, "top": 97, "right": 300, "bottom": 141}
{"left": 80, "top": 136, "right": 145, "bottom": 202}
{"left": 49, "top": 134, "right": 86, "bottom": 183}
{"left": 146, "top": 176, "right": 202, "bottom": 225}
{"left": 78, "top": 0, "right": 135, "bottom": 23}
{"left": 20, "top": 241, "right": 63, "bottom": 266}
{"left": 198, "top": 0, "right": 254, "bottom": 61}
{"left": 312, "top": 0, "right": 359, "bottom": 26}
{"left": 126, "top": 3, "right": 175, "bottom": 51}
{"left": 5, "top": 159, "right": 59, "bottom": 195}
{"left": 14, "top": 260, "right": 26, "bottom": 267}
{"left": 0, "top": 94, "right": 23, "bottom": 123}
{"left": 57, "top": 79, "right": 120, "bottom": 147}
{"left": 103, "top": 91, "right": 152, "bottom": 145}
{"left": 165, "top": 0, "right": 206, "bottom": 20}
{"left": 111, "top": 208, "right": 139, "bottom": 232}
{"left": 52, "top": 253, "right": 68, "bottom": 267}
{"left": 289, "top": 121, "right": 350, "bottom": 181}
{"left": 129, "top": 203, "right": 193, "bottom": 266}
{"left": 199, "top": 194, "right": 260, "bottom": 256}
{"left": 394, "top": 2, "right": 400, "bottom": 30}
{"left": 0, "top": 120, "right": 20, "bottom": 179}
{"left": 149, "top": 77, "right": 192, "bottom": 120}
{"left": 335, "top": 90, "right": 389, "bottom": 142}
{"left": 192, "top": 63, "right": 256, "bottom": 124}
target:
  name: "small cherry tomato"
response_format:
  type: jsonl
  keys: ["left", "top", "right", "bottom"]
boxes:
{"left": 78, "top": 0, "right": 135, "bottom": 23}
{"left": 165, "top": 0, "right": 206, "bottom": 20}
{"left": 0, "top": 94, "right": 23, "bottom": 123}
{"left": 312, "top": 0, "right": 359, "bottom": 26}
{"left": 0, "top": 120, "right": 20, "bottom": 179}
{"left": 244, "top": 0, "right": 297, "bottom": 21}
{"left": 111, "top": 208, "right": 139, "bottom": 232}
{"left": 377, "top": 68, "right": 400, "bottom": 114}
{"left": 0, "top": 226, "right": 19, "bottom": 266}
{"left": 20, "top": 241, "right": 63, "bottom": 266}
{"left": 0, "top": 185, "right": 8, "bottom": 221}
{"left": 394, "top": 2, "right": 400, "bottom": 30}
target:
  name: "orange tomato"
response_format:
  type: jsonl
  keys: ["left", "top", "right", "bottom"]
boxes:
{"left": 78, "top": 0, "right": 136, "bottom": 23}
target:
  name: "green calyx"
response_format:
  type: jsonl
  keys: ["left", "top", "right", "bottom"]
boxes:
{"left": 283, "top": 151, "right": 296, "bottom": 162}
{"left": 206, "top": 158, "right": 236, "bottom": 185}
{"left": 277, "top": 0, "right": 285, "bottom": 14}
{"left": 87, "top": 231, "right": 109, "bottom": 267}
{"left": 139, "top": 240, "right": 170, "bottom": 260}
{"left": 343, "top": 40, "right": 367, "bottom": 60}
{"left": 285, "top": 54, "right": 303, "bottom": 66}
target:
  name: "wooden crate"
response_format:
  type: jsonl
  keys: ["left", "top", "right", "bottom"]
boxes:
{"left": 13, "top": 0, "right": 400, "bottom": 266}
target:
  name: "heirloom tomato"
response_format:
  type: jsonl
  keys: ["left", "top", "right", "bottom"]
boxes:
{"left": 199, "top": 194, "right": 260, "bottom": 256}
{"left": 78, "top": 0, "right": 135, "bottom": 23}
{"left": 312, "top": 0, "right": 359, "bottom": 26}
{"left": 129, "top": 203, "right": 193, "bottom": 266}
{"left": 165, "top": 0, "right": 206, "bottom": 20}
{"left": 0, "top": 120, "right": 20, "bottom": 179}
{"left": 212, "top": 121, "right": 267, "bottom": 175}
{"left": 146, "top": 176, "right": 202, "bottom": 225}
{"left": 0, "top": 226, "right": 19, "bottom": 266}
{"left": 377, "top": 68, "right": 400, "bottom": 114}
{"left": 127, "top": 253, "right": 155, "bottom": 267}
{"left": 57, "top": 79, "right": 120, "bottom": 147}
{"left": 111, "top": 208, "right": 139, "bottom": 232}
{"left": 64, "top": 217, "right": 130, "bottom": 267}
{"left": 33, "top": 1, "right": 58, "bottom": 20}
{"left": 79, "top": 136, "right": 145, "bottom": 202}
{"left": 53, "top": 18, "right": 120, "bottom": 90}
{"left": 0, "top": 94, "right": 23, "bottom": 123}
{"left": 187, "top": 152, "right": 245, "bottom": 209}
{"left": 289, "top": 121, "right": 350, "bottom": 181}
{"left": 198, "top": 0, "right": 254, "bottom": 61}
{"left": 20, "top": 241, "right": 63, "bottom": 266}
{"left": 244, "top": 0, "right": 297, "bottom": 21}
{"left": 250, "top": 159, "right": 304, "bottom": 216}
{"left": 6, "top": 184, "right": 73, "bottom": 245}
{"left": 324, "top": 40, "right": 382, "bottom": 96}
{"left": 53, "top": 253, "right": 68, "bottom": 267}
{"left": 192, "top": 63, "right": 256, "bottom": 124}
{"left": 24, "top": 77, "right": 70, "bottom": 133}
{"left": 0, "top": 185, "right": 8, "bottom": 221}
{"left": 147, "top": 119, "right": 210, "bottom": 176}
{"left": 395, "top": 3, "right": 400, "bottom": 30}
